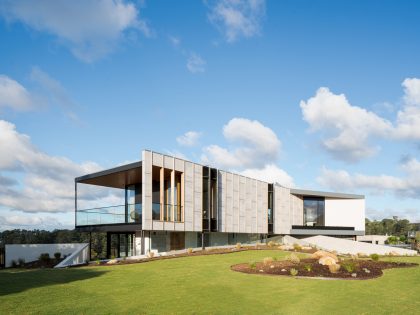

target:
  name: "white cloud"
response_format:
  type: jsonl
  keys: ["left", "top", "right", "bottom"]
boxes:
{"left": 394, "top": 78, "right": 420, "bottom": 140}
{"left": 187, "top": 53, "right": 206, "bottom": 73}
{"left": 0, "top": 120, "right": 119, "bottom": 213}
{"left": 242, "top": 164, "right": 294, "bottom": 187}
{"left": 202, "top": 117, "right": 293, "bottom": 186}
{"left": 301, "top": 79, "right": 420, "bottom": 162}
{"left": 202, "top": 117, "right": 281, "bottom": 169}
{"left": 165, "top": 150, "right": 188, "bottom": 160}
{"left": 317, "top": 157, "right": 420, "bottom": 199}
{"left": 0, "top": 75, "right": 34, "bottom": 111}
{"left": 366, "top": 207, "right": 420, "bottom": 222}
{"left": 300, "top": 87, "right": 393, "bottom": 162}
{"left": 176, "top": 131, "right": 202, "bottom": 147}
{"left": 402, "top": 78, "right": 420, "bottom": 105}
{"left": 0, "top": 0, "right": 151, "bottom": 62}
{"left": 0, "top": 214, "right": 66, "bottom": 230}
{"left": 208, "top": 0, "right": 265, "bottom": 42}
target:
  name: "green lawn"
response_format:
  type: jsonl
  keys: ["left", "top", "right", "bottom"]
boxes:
{"left": 1, "top": 250, "right": 419, "bottom": 315}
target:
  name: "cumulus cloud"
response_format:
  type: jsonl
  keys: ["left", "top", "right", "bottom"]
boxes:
{"left": 208, "top": 0, "right": 265, "bottom": 42}
{"left": 202, "top": 118, "right": 281, "bottom": 169}
{"left": 317, "top": 157, "right": 420, "bottom": 199}
{"left": 0, "top": 0, "right": 151, "bottom": 62}
{"left": 0, "top": 120, "right": 120, "bottom": 213}
{"left": 0, "top": 213, "right": 71, "bottom": 230}
{"left": 394, "top": 78, "right": 420, "bottom": 140}
{"left": 301, "top": 79, "right": 420, "bottom": 162}
{"left": 242, "top": 164, "right": 294, "bottom": 187}
{"left": 186, "top": 53, "right": 206, "bottom": 73}
{"left": 0, "top": 75, "right": 34, "bottom": 111}
{"left": 176, "top": 131, "right": 202, "bottom": 147}
{"left": 300, "top": 87, "right": 393, "bottom": 162}
{"left": 202, "top": 117, "right": 293, "bottom": 186}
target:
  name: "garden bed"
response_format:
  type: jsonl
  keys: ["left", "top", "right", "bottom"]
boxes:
{"left": 231, "top": 258, "right": 418, "bottom": 280}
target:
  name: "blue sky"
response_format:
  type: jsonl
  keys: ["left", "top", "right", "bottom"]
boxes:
{"left": 0, "top": 0, "right": 420, "bottom": 231}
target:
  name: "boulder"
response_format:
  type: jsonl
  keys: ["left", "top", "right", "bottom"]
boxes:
{"left": 318, "top": 256, "right": 337, "bottom": 266}
{"left": 312, "top": 250, "right": 338, "bottom": 262}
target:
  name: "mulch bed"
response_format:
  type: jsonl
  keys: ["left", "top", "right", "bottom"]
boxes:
{"left": 231, "top": 258, "right": 418, "bottom": 280}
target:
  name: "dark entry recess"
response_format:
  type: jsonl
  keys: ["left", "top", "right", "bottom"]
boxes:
{"left": 106, "top": 232, "right": 134, "bottom": 258}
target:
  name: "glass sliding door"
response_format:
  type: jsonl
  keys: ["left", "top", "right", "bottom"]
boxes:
{"left": 107, "top": 233, "right": 134, "bottom": 258}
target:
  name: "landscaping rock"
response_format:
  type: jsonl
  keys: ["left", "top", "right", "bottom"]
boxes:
{"left": 318, "top": 256, "right": 337, "bottom": 266}
{"left": 312, "top": 250, "right": 338, "bottom": 262}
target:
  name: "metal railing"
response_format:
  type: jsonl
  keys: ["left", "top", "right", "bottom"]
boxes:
{"left": 76, "top": 203, "right": 142, "bottom": 226}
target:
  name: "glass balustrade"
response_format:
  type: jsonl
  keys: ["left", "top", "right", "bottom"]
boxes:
{"left": 76, "top": 203, "right": 185, "bottom": 226}
{"left": 76, "top": 203, "right": 142, "bottom": 226}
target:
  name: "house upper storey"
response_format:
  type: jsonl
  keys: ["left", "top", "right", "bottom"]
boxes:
{"left": 75, "top": 150, "right": 365, "bottom": 236}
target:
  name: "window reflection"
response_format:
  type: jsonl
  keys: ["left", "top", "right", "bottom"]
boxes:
{"left": 303, "top": 197, "right": 325, "bottom": 226}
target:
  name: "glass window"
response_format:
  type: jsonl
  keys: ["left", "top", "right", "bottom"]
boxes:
{"left": 303, "top": 197, "right": 325, "bottom": 226}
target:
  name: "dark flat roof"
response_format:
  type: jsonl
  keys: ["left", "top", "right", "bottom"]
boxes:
{"left": 76, "top": 161, "right": 141, "bottom": 189}
{"left": 290, "top": 188, "right": 364, "bottom": 199}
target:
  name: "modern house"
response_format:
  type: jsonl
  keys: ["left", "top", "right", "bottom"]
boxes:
{"left": 75, "top": 150, "right": 365, "bottom": 258}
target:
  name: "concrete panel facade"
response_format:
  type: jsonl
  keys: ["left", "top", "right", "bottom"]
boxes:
{"left": 218, "top": 171, "right": 268, "bottom": 234}
{"left": 273, "top": 185, "right": 291, "bottom": 234}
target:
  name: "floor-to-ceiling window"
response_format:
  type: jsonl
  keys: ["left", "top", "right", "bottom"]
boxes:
{"left": 303, "top": 197, "right": 325, "bottom": 226}
{"left": 125, "top": 184, "right": 142, "bottom": 223}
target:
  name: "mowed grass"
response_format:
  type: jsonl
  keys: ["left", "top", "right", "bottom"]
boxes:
{"left": 1, "top": 250, "right": 419, "bottom": 315}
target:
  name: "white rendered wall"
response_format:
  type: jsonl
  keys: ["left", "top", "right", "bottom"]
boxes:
{"left": 325, "top": 198, "right": 365, "bottom": 231}
{"left": 5, "top": 243, "right": 87, "bottom": 268}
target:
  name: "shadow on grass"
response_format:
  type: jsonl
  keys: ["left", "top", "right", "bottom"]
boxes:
{"left": 0, "top": 268, "right": 107, "bottom": 296}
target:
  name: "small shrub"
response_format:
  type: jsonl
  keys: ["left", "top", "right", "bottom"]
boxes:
{"left": 11, "top": 260, "right": 17, "bottom": 268}
{"left": 236, "top": 243, "right": 241, "bottom": 250}
{"left": 187, "top": 248, "right": 193, "bottom": 254}
{"left": 54, "top": 252, "right": 61, "bottom": 260}
{"left": 290, "top": 268, "right": 298, "bottom": 276}
{"left": 267, "top": 241, "right": 275, "bottom": 248}
{"left": 95, "top": 259, "right": 101, "bottom": 265}
{"left": 18, "top": 258, "right": 25, "bottom": 267}
{"left": 328, "top": 263, "right": 341, "bottom": 274}
{"left": 263, "top": 257, "right": 273, "bottom": 265}
{"left": 273, "top": 256, "right": 278, "bottom": 261}
{"left": 286, "top": 253, "right": 300, "bottom": 264}
{"left": 249, "top": 261, "right": 257, "bottom": 269}
{"left": 39, "top": 253, "right": 50, "bottom": 263}
{"left": 304, "top": 264, "right": 312, "bottom": 272}
{"left": 342, "top": 261, "right": 357, "bottom": 273}
{"left": 293, "top": 243, "right": 302, "bottom": 251}
{"left": 370, "top": 253, "right": 380, "bottom": 261}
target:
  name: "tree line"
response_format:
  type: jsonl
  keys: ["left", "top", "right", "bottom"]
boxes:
{"left": 365, "top": 217, "right": 419, "bottom": 239}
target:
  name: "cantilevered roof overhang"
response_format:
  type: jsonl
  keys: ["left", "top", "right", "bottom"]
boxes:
{"left": 75, "top": 161, "right": 142, "bottom": 189}
{"left": 290, "top": 188, "right": 364, "bottom": 199}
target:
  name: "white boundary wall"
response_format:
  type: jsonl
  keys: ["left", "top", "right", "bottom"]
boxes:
{"left": 5, "top": 243, "right": 87, "bottom": 268}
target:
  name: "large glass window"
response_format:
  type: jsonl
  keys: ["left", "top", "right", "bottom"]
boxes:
{"left": 303, "top": 197, "right": 325, "bottom": 226}
{"left": 125, "top": 185, "right": 141, "bottom": 223}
